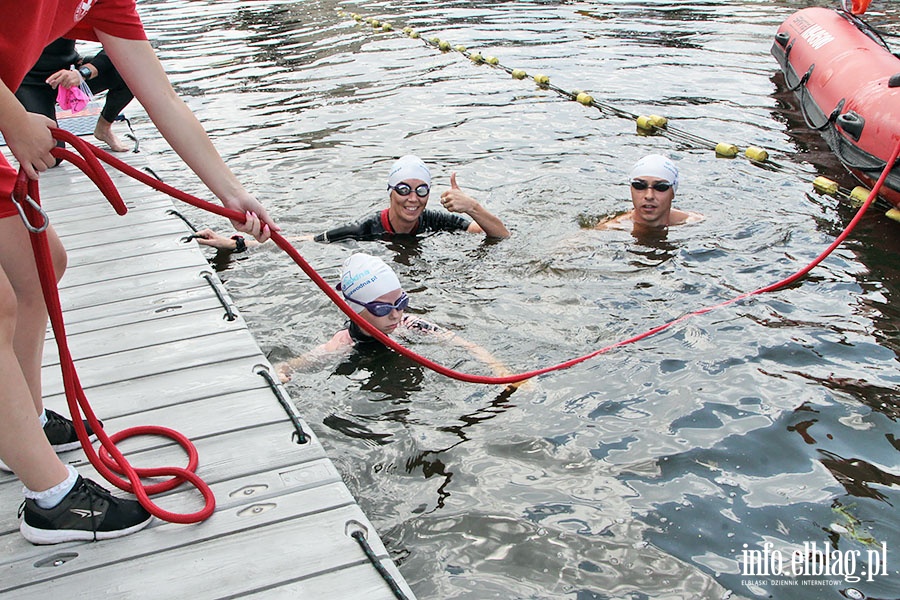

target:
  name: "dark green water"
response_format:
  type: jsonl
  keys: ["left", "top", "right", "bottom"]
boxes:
{"left": 133, "top": 1, "right": 899, "bottom": 598}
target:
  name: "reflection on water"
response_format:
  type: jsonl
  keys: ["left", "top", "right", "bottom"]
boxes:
{"left": 136, "top": 0, "right": 899, "bottom": 598}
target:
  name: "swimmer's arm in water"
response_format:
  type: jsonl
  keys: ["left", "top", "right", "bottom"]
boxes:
{"left": 276, "top": 330, "right": 353, "bottom": 382}
{"left": 405, "top": 315, "right": 517, "bottom": 380}
{"left": 192, "top": 226, "right": 312, "bottom": 251}
{"left": 593, "top": 212, "right": 633, "bottom": 231}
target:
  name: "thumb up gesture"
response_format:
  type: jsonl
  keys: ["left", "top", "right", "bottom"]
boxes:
{"left": 440, "top": 172, "right": 477, "bottom": 213}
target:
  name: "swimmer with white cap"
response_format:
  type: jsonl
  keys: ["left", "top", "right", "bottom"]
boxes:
{"left": 198, "top": 154, "right": 510, "bottom": 249}
{"left": 311, "top": 155, "right": 510, "bottom": 242}
{"left": 276, "top": 253, "right": 421, "bottom": 379}
{"left": 595, "top": 154, "right": 703, "bottom": 232}
{"left": 275, "top": 252, "right": 511, "bottom": 381}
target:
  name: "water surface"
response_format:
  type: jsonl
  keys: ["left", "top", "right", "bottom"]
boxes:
{"left": 132, "top": 1, "right": 900, "bottom": 598}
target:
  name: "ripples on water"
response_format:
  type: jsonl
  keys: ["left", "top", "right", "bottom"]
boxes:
{"left": 133, "top": 1, "right": 899, "bottom": 598}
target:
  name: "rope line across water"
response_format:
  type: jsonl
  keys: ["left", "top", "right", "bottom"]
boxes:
{"left": 338, "top": 9, "right": 893, "bottom": 211}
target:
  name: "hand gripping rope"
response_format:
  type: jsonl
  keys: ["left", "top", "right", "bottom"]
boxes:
{"left": 18, "top": 129, "right": 900, "bottom": 521}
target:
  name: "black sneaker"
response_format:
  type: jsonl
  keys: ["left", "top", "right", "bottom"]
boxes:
{"left": 43, "top": 409, "right": 101, "bottom": 452}
{"left": 19, "top": 476, "right": 152, "bottom": 544}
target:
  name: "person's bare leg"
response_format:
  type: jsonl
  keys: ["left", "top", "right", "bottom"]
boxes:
{"left": 3, "top": 221, "right": 67, "bottom": 412}
{"left": 93, "top": 117, "right": 129, "bottom": 152}
{"left": 0, "top": 218, "right": 69, "bottom": 491}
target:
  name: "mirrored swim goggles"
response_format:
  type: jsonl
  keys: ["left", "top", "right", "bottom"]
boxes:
{"left": 340, "top": 289, "right": 410, "bottom": 317}
{"left": 388, "top": 182, "right": 430, "bottom": 198}
{"left": 630, "top": 179, "right": 673, "bottom": 192}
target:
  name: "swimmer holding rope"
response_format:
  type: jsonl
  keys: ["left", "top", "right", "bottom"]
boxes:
{"left": 595, "top": 154, "right": 703, "bottom": 233}
{"left": 194, "top": 155, "right": 510, "bottom": 251}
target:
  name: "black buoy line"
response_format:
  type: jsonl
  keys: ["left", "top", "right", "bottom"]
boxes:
{"left": 337, "top": 9, "right": 894, "bottom": 214}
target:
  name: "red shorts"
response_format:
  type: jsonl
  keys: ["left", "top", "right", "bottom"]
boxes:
{"left": 0, "top": 160, "right": 18, "bottom": 218}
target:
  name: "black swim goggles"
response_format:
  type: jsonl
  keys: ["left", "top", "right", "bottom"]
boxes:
{"left": 345, "top": 292, "right": 410, "bottom": 317}
{"left": 630, "top": 179, "right": 673, "bottom": 192}
{"left": 388, "top": 182, "right": 430, "bottom": 198}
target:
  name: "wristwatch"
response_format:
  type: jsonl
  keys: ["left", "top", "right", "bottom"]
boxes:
{"left": 78, "top": 65, "right": 92, "bottom": 80}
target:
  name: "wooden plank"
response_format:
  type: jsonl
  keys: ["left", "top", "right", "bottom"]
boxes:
{"left": 43, "top": 307, "right": 250, "bottom": 363}
{"left": 0, "top": 498, "right": 411, "bottom": 599}
{"left": 54, "top": 291, "right": 224, "bottom": 332}
{"left": 42, "top": 355, "right": 276, "bottom": 417}
{"left": 57, "top": 268, "right": 212, "bottom": 312}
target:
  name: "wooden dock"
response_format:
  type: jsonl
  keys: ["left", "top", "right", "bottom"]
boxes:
{"left": 0, "top": 150, "right": 414, "bottom": 599}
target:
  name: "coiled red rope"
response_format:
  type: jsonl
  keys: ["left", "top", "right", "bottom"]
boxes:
{"left": 20, "top": 129, "right": 899, "bottom": 523}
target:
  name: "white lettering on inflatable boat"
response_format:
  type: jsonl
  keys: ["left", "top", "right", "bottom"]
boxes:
{"left": 801, "top": 24, "right": 834, "bottom": 50}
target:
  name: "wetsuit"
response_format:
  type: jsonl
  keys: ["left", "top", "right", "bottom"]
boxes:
{"left": 315, "top": 208, "right": 471, "bottom": 243}
{"left": 16, "top": 38, "right": 134, "bottom": 126}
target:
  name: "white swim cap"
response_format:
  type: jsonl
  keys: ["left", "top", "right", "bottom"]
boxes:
{"left": 387, "top": 155, "right": 431, "bottom": 188}
{"left": 629, "top": 154, "right": 679, "bottom": 193}
{"left": 339, "top": 253, "right": 402, "bottom": 313}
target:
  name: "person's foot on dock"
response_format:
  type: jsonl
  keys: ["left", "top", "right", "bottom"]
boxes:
{"left": 19, "top": 476, "right": 152, "bottom": 544}
{"left": 93, "top": 117, "right": 130, "bottom": 152}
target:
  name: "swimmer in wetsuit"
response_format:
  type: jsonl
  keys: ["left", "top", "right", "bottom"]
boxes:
{"left": 276, "top": 253, "right": 508, "bottom": 381}
{"left": 314, "top": 155, "right": 510, "bottom": 242}
{"left": 195, "top": 155, "right": 510, "bottom": 251}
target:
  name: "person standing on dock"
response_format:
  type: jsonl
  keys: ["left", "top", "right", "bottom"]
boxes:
{"left": 16, "top": 38, "right": 136, "bottom": 153}
{"left": 0, "top": 1, "right": 274, "bottom": 545}
{"left": 594, "top": 154, "right": 703, "bottom": 233}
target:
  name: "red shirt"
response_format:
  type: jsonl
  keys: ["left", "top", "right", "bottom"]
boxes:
{"left": 0, "top": 0, "right": 146, "bottom": 199}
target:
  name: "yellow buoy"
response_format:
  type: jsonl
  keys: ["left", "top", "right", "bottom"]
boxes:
{"left": 381, "top": 23, "right": 393, "bottom": 31}
{"left": 438, "top": 40, "right": 451, "bottom": 51}
{"left": 715, "top": 142, "right": 739, "bottom": 158}
{"left": 576, "top": 92, "right": 593, "bottom": 106}
{"left": 511, "top": 69, "right": 527, "bottom": 80}
{"left": 430, "top": 37, "right": 441, "bottom": 44}
{"left": 534, "top": 73, "right": 550, "bottom": 86}
{"left": 849, "top": 186, "right": 871, "bottom": 206}
{"left": 648, "top": 115, "right": 668, "bottom": 128}
{"left": 813, "top": 176, "right": 839, "bottom": 196}
{"left": 745, "top": 146, "right": 769, "bottom": 162}
{"left": 469, "top": 52, "right": 484, "bottom": 63}
{"left": 455, "top": 44, "right": 467, "bottom": 53}
{"left": 486, "top": 56, "right": 500, "bottom": 65}
{"left": 371, "top": 20, "right": 381, "bottom": 28}
{"left": 886, "top": 208, "right": 900, "bottom": 223}
{"left": 636, "top": 115, "right": 656, "bottom": 130}
{"left": 409, "top": 31, "right": 420, "bottom": 39}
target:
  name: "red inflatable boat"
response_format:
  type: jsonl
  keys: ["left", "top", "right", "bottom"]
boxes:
{"left": 772, "top": 6, "right": 900, "bottom": 207}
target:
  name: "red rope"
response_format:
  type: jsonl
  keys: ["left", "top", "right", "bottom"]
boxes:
{"left": 25, "top": 129, "right": 898, "bottom": 522}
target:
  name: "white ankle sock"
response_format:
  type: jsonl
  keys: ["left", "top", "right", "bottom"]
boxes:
{"left": 24, "top": 465, "right": 79, "bottom": 509}
{"left": 38, "top": 408, "right": 48, "bottom": 428}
